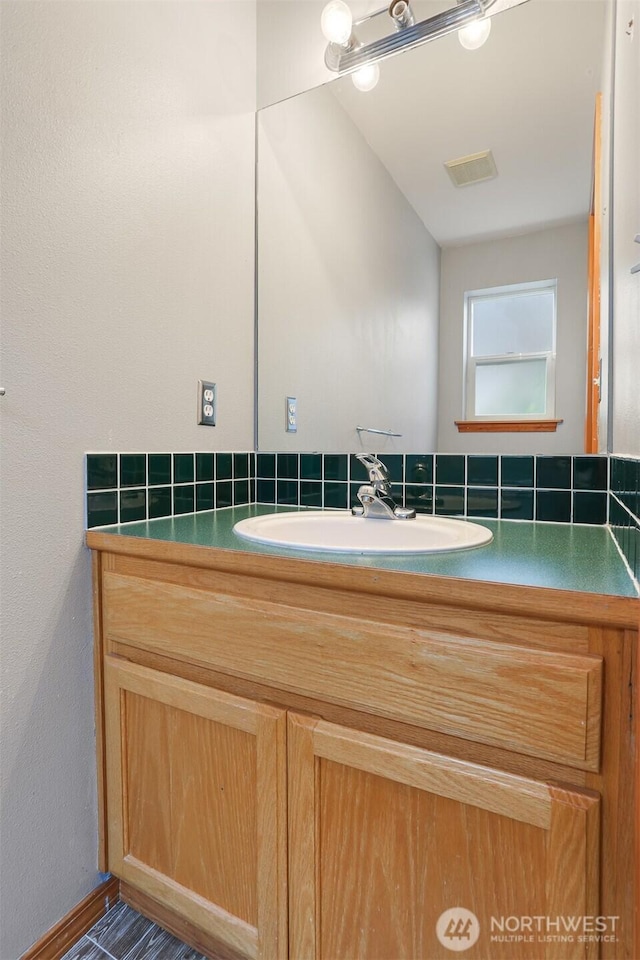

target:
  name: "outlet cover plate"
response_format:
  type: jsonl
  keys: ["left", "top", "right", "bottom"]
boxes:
{"left": 198, "top": 380, "right": 216, "bottom": 426}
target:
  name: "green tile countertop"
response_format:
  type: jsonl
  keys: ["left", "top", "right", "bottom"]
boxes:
{"left": 88, "top": 504, "right": 638, "bottom": 599}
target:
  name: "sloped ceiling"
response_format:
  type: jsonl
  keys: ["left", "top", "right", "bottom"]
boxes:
{"left": 330, "top": 0, "right": 606, "bottom": 245}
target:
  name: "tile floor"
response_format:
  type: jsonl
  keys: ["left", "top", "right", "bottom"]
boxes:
{"left": 60, "top": 901, "right": 208, "bottom": 960}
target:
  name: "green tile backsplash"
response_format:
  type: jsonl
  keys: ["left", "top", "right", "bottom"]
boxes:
{"left": 86, "top": 451, "right": 639, "bottom": 589}
{"left": 86, "top": 452, "right": 255, "bottom": 528}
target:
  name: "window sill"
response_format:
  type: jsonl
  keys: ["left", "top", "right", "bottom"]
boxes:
{"left": 455, "top": 419, "right": 564, "bottom": 433}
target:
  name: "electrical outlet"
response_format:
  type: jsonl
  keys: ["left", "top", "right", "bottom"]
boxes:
{"left": 198, "top": 380, "right": 216, "bottom": 426}
{"left": 286, "top": 396, "right": 297, "bottom": 433}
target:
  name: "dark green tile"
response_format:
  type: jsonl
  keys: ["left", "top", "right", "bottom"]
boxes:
{"left": 301, "top": 454, "right": 322, "bottom": 481}
{"left": 148, "top": 454, "right": 171, "bottom": 486}
{"left": 467, "top": 456, "right": 498, "bottom": 487}
{"left": 536, "top": 456, "right": 571, "bottom": 489}
{"left": 573, "top": 491, "right": 607, "bottom": 525}
{"left": 257, "top": 479, "right": 275, "bottom": 503}
{"left": 195, "top": 453, "right": 214, "bottom": 482}
{"left": 149, "top": 486, "right": 172, "bottom": 519}
{"left": 234, "top": 453, "right": 249, "bottom": 480}
{"left": 435, "top": 486, "right": 464, "bottom": 516}
{"left": 573, "top": 456, "right": 607, "bottom": 491}
{"left": 536, "top": 490, "right": 571, "bottom": 522}
{"left": 173, "top": 485, "right": 194, "bottom": 515}
{"left": 405, "top": 455, "right": 433, "bottom": 485}
{"left": 87, "top": 454, "right": 117, "bottom": 490}
{"left": 195, "top": 482, "right": 214, "bottom": 511}
{"left": 120, "top": 454, "right": 146, "bottom": 488}
{"left": 435, "top": 455, "right": 465, "bottom": 486}
{"left": 349, "top": 455, "right": 369, "bottom": 483}
{"left": 500, "top": 488, "right": 533, "bottom": 520}
{"left": 173, "top": 454, "right": 194, "bottom": 484}
{"left": 277, "top": 479, "right": 298, "bottom": 504}
{"left": 405, "top": 484, "right": 434, "bottom": 514}
{"left": 500, "top": 456, "right": 534, "bottom": 488}
{"left": 466, "top": 487, "right": 498, "bottom": 518}
{"left": 277, "top": 454, "right": 298, "bottom": 480}
{"left": 250, "top": 477, "right": 256, "bottom": 503}
{"left": 234, "top": 479, "right": 249, "bottom": 504}
{"left": 382, "top": 455, "right": 403, "bottom": 483}
{"left": 324, "top": 482, "right": 348, "bottom": 509}
{"left": 325, "top": 455, "right": 348, "bottom": 481}
{"left": 257, "top": 454, "right": 275, "bottom": 478}
{"left": 610, "top": 457, "right": 625, "bottom": 494}
{"left": 120, "top": 489, "right": 146, "bottom": 523}
{"left": 216, "top": 480, "right": 232, "bottom": 508}
{"left": 216, "top": 453, "right": 232, "bottom": 481}
{"left": 301, "top": 481, "right": 323, "bottom": 507}
{"left": 87, "top": 491, "right": 118, "bottom": 528}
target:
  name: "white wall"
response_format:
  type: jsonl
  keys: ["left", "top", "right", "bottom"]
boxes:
{"left": 0, "top": 3, "right": 256, "bottom": 956}
{"left": 437, "top": 221, "right": 589, "bottom": 453}
{"left": 257, "top": 85, "right": 440, "bottom": 453}
{"left": 610, "top": 0, "right": 640, "bottom": 455}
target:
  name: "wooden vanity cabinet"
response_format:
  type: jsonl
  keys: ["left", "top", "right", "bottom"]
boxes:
{"left": 103, "top": 657, "right": 288, "bottom": 960}
{"left": 88, "top": 537, "right": 638, "bottom": 960}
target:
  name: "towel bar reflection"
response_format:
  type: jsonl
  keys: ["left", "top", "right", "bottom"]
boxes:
{"left": 356, "top": 425, "right": 403, "bottom": 437}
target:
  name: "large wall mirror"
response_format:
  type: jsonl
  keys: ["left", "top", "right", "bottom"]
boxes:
{"left": 256, "top": 0, "right": 608, "bottom": 454}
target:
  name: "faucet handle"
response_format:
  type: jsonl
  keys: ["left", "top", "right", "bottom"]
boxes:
{"left": 356, "top": 453, "right": 390, "bottom": 490}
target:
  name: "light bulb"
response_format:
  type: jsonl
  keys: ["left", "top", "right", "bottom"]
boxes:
{"left": 458, "top": 16, "right": 491, "bottom": 50}
{"left": 321, "top": 0, "right": 353, "bottom": 46}
{"left": 352, "top": 62, "right": 380, "bottom": 92}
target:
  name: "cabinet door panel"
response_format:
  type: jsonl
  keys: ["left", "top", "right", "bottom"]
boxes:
{"left": 105, "top": 657, "right": 287, "bottom": 960}
{"left": 288, "top": 713, "right": 600, "bottom": 960}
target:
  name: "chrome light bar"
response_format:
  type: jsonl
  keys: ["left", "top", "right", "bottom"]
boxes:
{"left": 325, "top": 0, "right": 497, "bottom": 73}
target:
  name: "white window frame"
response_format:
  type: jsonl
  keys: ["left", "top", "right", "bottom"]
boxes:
{"left": 464, "top": 279, "right": 557, "bottom": 421}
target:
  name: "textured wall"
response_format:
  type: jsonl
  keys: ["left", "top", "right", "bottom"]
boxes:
{"left": 437, "top": 221, "right": 589, "bottom": 454}
{"left": 0, "top": 2, "right": 256, "bottom": 956}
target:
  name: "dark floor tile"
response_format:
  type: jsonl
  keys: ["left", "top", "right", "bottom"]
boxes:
{"left": 88, "top": 902, "right": 154, "bottom": 959}
{"left": 61, "top": 936, "right": 114, "bottom": 960}
{"left": 122, "top": 925, "right": 207, "bottom": 960}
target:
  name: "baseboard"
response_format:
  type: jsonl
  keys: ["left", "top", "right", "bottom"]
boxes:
{"left": 21, "top": 876, "right": 120, "bottom": 960}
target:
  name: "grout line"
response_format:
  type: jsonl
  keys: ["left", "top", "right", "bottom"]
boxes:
{"left": 84, "top": 935, "right": 120, "bottom": 960}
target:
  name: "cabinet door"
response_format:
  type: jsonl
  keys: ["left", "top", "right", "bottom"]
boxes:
{"left": 288, "top": 713, "right": 600, "bottom": 960}
{"left": 104, "top": 657, "right": 287, "bottom": 960}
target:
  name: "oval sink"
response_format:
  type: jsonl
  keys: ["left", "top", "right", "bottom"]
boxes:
{"left": 233, "top": 510, "right": 493, "bottom": 555}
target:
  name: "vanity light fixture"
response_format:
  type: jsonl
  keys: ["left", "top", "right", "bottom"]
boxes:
{"left": 321, "top": 0, "right": 501, "bottom": 76}
{"left": 458, "top": 14, "right": 491, "bottom": 48}
{"left": 352, "top": 62, "right": 381, "bottom": 91}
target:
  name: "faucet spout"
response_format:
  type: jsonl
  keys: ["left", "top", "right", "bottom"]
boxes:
{"left": 352, "top": 455, "right": 416, "bottom": 520}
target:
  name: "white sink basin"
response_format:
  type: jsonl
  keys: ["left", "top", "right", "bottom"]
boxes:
{"left": 233, "top": 510, "right": 493, "bottom": 555}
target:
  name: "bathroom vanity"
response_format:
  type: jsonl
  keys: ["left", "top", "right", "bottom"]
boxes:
{"left": 87, "top": 507, "right": 638, "bottom": 960}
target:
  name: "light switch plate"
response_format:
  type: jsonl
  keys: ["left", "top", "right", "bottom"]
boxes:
{"left": 198, "top": 380, "right": 216, "bottom": 426}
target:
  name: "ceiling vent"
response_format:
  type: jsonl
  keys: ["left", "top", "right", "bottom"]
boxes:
{"left": 444, "top": 150, "right": 498, "bottom": 187}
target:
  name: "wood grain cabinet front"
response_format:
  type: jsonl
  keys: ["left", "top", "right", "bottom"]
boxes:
{"left": 89, "top": 544, "right": 637, "bottom": 960}
{"left": 103, "top": 657, "right": 288, "bottom": 960}
{"left": 288, "top": 713, "right": 601, "bottom": 960}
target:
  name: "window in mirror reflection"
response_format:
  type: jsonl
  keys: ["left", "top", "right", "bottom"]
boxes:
{"left": 465, "top": 280, "right": 557, "bottom": 420}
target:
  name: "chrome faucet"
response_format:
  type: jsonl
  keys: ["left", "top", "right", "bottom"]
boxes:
{"left": 352, "top": 454, "right": 416, "bottom": 520}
